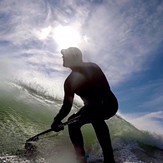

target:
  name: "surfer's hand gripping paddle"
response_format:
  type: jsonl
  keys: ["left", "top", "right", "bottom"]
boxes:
{"left": 24, "top": 115, "right": 80, "bottom": 151}
{"left": 51, "top": 119, "right": 64, "bottom": 132}
{"left": 26, "top": 115, "right": 80, "bottom": 143}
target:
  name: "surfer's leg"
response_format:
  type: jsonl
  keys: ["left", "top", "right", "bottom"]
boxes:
{"left": 68, "top": 114, "right": 87, "bottom": 163}
{"left": 92, "top": 120, "right": 115, "bottom": 163}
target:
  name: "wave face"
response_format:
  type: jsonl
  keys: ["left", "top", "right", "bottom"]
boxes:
{"left": 0, "top": 82, "right": 163, "bottom": 163}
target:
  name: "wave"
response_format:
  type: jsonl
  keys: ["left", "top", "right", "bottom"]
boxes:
{"left": 0, "top": 82, "right": 163, "bottom": 162}
{"left": 12, "top": 80, "right": 83, "bottom": 109}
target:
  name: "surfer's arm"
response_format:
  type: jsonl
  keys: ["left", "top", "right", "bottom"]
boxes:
{"left": 54, "top": 78, "right": 74, "bottom": 121}
{"left": 51, "top": 79, "right": 74, "bottom": 132}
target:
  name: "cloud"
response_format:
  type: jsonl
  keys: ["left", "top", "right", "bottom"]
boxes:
{"left": 81, "top": 0, "right": 163, "bottom": 84}
{"left": 130, "top": 79, "right": 163, "bottom": 111}
{"left": 139, "top": 95, "right": 163, "bottom": 111}
{"left": 0, "top": 0, "right": 50, "bottom": 45}
{"left": 0, "top": 0, "right": 162, "bottom": 87}
{"left": 120, "top": 111, "right": 163, "bottom": 135}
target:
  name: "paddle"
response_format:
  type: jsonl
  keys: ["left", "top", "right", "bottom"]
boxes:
{"left": 25, "top": 115, "right": 80, "bottom": 143}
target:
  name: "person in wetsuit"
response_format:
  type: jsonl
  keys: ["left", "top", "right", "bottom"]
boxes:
{"left": 51, "top": 47, "right": 118, "bottom": 163}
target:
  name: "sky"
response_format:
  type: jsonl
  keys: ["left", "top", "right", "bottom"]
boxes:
{"left": 0, "top": 0, "right": 163, "bottom": 134}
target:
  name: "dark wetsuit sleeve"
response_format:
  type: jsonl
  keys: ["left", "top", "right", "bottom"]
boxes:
{"left": 54, "top": 78, "right": 74, "bottom": 121}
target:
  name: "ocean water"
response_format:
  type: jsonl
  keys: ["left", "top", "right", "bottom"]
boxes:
{"left": 0, "top": 82, "right": 163, "bottom": 163}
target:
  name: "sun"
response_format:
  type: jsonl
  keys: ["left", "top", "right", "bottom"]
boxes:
{"left": 36, "top": 25, "right": 85, "bottom": 49}
{"left": 52, "top": 25, "right": 82, "bottom": 49}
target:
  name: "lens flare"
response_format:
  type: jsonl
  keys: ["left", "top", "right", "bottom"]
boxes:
{"left": 52, "top": 25, "right": 81, "bottom": 49}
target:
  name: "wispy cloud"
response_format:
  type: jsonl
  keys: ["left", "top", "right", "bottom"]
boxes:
{"left": 0, "top": 0, "right": 162, "bottom": 91}
{"left": 116, "top": 78, "right": 163, "bottom": 116}
{"left": 132, "top": 79, "right": 163, "bottom": 111}
{"left": 81, "top": 0, "right": 163, "bottom": 84}
{"left": 120, "top": 111, "right": 163, "bottom": 135}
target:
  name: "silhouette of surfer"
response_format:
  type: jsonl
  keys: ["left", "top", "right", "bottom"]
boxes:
{"left": 51, "top": 47, "right": 118, "bottom": 163}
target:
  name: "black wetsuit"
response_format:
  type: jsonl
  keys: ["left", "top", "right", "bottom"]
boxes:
{"left": 55, "top": 62, "right": 118, "bottom": 163}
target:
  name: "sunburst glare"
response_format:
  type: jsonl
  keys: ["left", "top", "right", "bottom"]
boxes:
{"left": 52, "top": 25, "right": 82, "bottom": 49}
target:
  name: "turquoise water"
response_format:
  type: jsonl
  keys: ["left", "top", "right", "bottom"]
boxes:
{"left": 0, "top": 82, "right": 163, "bottom": 163}
{"left": 0, "top": 83, "right": 54, "bottom": 154}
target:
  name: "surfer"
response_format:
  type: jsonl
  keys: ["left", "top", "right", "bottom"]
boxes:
{"left": 51, "top": 47, "right": 118, "bottom": 163}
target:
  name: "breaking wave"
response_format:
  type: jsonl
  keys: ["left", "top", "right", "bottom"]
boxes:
{"left": 0, "top": 82, "right": 163, "bottom": 163}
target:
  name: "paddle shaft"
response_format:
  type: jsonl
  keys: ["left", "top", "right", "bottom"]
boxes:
{"left": 26, "top": 115, "right": 80, "bottom": 142}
